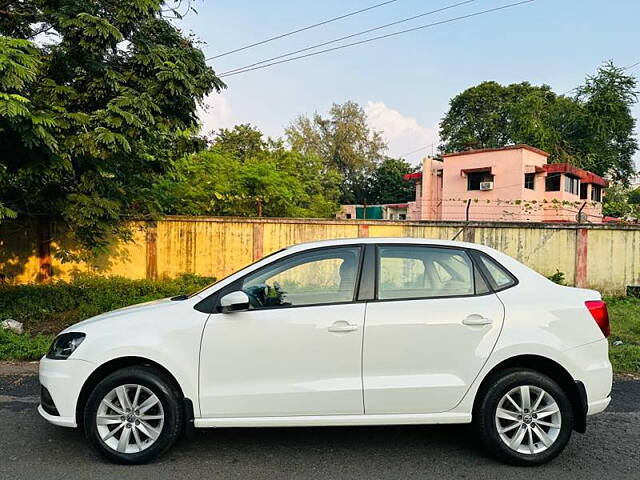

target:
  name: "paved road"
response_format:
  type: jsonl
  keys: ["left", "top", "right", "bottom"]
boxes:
{"left": 1, "top": 363, "right": 638, "bottom": 480}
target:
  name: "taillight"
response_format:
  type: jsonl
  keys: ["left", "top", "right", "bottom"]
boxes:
{"left": 585, "top": 300, "right": 610, "bottom": 338}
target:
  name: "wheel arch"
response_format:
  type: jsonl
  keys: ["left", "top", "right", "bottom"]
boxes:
{"left": 75, "top": 356, "right": 186, "bottom": 427}
{"left": 471, "top": 354, "right": 587, "bottom": 433}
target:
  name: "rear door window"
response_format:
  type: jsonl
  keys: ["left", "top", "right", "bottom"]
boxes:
{"left": 477, "top": 254, "right": 516, "bottom": 290}
{"left": 377, "top": 246, "right": 475, "bottom": 300}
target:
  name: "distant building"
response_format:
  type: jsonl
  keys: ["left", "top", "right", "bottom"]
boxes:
{"left": 403, "top": 145, "right": 608, "bottom": 223}
{"left": 338, "top": 204, "right": 408, "bottom": 220}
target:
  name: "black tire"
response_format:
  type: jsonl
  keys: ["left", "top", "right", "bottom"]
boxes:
{"left": 474, "top": 368, "right": 574, "bottom": 466}
{"left": 83, "top": 365, "right": 184, "bottom": 464}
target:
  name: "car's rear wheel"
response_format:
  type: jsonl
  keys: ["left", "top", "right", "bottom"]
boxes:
{"left": 474, "top": 368, "right": 573, "bottom": 466}
{"left": 84, "top": 366, "right": 184, "bottom": 464}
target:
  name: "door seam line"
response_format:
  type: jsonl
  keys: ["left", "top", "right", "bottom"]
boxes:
{"left": 360, "top": 301, "right": 368, "bottom": 414}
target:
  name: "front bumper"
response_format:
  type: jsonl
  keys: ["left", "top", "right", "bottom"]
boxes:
{"left": 38, "top": 356, "right": 96, "bottom": 428}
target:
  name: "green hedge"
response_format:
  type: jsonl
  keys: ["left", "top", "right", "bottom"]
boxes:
{"left": 0, "top": 329, "right": 53, "bottom": 361}
{"left": 0, "top": 274, "right": 214, "bottom": 335}
{"left": 0, "top": 274, "right": 214, "bottom": 360}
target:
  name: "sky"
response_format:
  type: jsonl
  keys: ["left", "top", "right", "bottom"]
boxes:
{"left": 174, "top": 0, "right": 640, "bottom": 170}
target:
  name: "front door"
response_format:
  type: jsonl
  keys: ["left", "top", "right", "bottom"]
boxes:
{"left": 199, "top": 245, "right": 366, "bottom": 418}
{"left": 363, "top": 245, "right": 505, "bottom": 414}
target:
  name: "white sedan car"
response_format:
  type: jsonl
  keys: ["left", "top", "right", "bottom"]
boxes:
{"left": 39, "top": 238, "right": 612, "bottom": 465}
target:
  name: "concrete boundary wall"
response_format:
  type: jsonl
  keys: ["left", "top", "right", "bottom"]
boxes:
{"left": 1, "top": 217, "right": 639, "bottom": 295}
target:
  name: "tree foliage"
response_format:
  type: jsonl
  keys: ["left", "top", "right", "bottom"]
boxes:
{"left": 439, "top": 63, "right": 638, "bottom": 183}
{"left": 603, "top": 183, "right": 640, "bottom": 220}
{"left": 285, "top": 101, "right": 387, "bottom": 204}
{"left": 156, "top": 124, "right": 342, "bottom": 218}
{"left": 0, "top": 0, "right": 224, "bottom": 251}
{"left": 366, "top": 157, "right": 415, "bottom": 204}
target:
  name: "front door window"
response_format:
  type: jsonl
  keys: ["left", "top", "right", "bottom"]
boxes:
{"left": 241, "top": 247, "right": 361, "bottom": 308}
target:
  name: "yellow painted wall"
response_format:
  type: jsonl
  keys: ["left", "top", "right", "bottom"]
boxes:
{"left": 471, "top": 226, "right": 578, "bottom": 286}
{"left": 586, "top": 228, "right": 640, "bottom": 294}
{"left": 261, "top": 221, "right": 360, "bottom": 256}
{"left": 2, "top": 218, "right": 639, "bottom": 295}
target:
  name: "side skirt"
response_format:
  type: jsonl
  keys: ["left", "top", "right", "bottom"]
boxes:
{"left": 194, "top": 412, "right": 472, "bottom": 428}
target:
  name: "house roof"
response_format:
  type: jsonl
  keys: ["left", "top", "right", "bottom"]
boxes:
{"left": 441, "top": 144, "right": 551, "bottom": 158}
{"left": 403, "top": 172, "right": 422, "bottom": 181}
{"left": 543, "top": 163, "right": 608, "bottom": 187}
{"left": 385, "top": 203, "right": 409, "bottom": 209}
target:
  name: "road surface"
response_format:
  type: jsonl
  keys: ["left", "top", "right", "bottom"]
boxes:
{"left": 1, "top": 362, "right": 638, "bottom": 479}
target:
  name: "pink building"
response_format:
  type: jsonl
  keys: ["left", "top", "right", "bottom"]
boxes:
{"left": 405, "top": 145, "right": 608, "bottom": 223}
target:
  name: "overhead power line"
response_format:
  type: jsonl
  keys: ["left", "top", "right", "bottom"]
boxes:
{"left": 400, "top": 143, "right": 436, "bottom": 157}
{"left": 219, "top": 0, "right": 537, "bottom": 78}
{"left": 623, "top": 59, "right": 640, "bottom": 72}
{"left": 220, "top": 0, "right": 476, "bottom": 76}
{"left": 207, "top": 0, "right": 400, "bottom": 60}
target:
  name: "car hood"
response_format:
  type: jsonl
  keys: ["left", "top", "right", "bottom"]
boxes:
{"left": 62, "top": 297, "right": 182, "bottom": 333}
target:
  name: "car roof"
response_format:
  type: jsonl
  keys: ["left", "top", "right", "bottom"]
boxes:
{"left": 284, "top": 237, "right": 490, "bottom": 253}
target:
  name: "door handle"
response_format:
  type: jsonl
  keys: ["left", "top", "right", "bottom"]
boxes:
{"left": 462, "top": 315, "right": 493, "bottom": 326}
{"left": 328, "top": 321, "right": 359, "bottom": 333}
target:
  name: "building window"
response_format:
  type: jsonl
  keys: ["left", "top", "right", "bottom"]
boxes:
{"left": 591, "top": 185, "right": 602, "bottom": 202}
{"left": 399, "top": 213, "right": 406, "bottom": 220}
{"left": 524, "top": 173, "right": 535, "bottom": 190}
{"left": 580, "top": 183, "right": 588, "bottom": 200}
{"left": 467, "top": 172, "right": 494, "bottom": 191}
{"left": 345, "top": 213, "right": 352, "bottom": 219}
{"left": 564, "top": 175, "right": 579, "bottom": 195}
{"left": 545, "top": 173, "right": 561, "bottom": 191}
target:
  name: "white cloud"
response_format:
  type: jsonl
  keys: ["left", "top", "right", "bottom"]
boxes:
{"left": 365, "top": 101, "right": 439, "bottom": 164}
{"left": 197, "top": 93, "right": 233, "bottom": 135}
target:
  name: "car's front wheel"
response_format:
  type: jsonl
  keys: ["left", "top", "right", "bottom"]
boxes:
{"left": 474, "top": 368, "right": 574, "bottom": 466}
{"left": 84, "top": 365, "right": 184, "bottom": 464}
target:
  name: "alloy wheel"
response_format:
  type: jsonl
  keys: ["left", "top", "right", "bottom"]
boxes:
{"left": 494, "top": 385, "right": 562, "bottom": 455}
{"left": 96, "top": 384, "right": 165, "bottom": 454}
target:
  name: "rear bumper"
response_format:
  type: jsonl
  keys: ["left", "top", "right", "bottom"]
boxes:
{"left": 563, "top": 339, "right": 612, "bottom": 415}
{"left": 587, "top": 396, "right": 611, "bottom": 415}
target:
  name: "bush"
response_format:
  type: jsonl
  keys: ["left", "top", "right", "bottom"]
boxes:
{"left": 0, "top": 329, "right": 52, "bottom": 361}
{"left": 547, "top": 270, "right": 566, "bottom": 285}
{"left": 0, "top": 274, "right": 214, "bottom": 336}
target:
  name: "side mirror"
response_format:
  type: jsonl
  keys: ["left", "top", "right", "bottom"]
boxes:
{"left": 220, "top": 291, "right": 250, "bottom": 313}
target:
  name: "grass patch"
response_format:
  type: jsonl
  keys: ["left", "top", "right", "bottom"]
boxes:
{"left": 606, "top": 296, "right": 640, "bottom": 374}
{"left": 0, "top": 329, "right": 53, "bottom": 361}
{"left": 0, "top": 274, "right": 214, "bottom": 360}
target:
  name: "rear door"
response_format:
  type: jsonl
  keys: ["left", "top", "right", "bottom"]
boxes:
{"left": 363, "top": 245, "right": 505, "bottom": 414}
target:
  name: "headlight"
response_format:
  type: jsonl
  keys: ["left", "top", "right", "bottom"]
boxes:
{"left": 46, "top": 333, "right": 86, "bottom": 360}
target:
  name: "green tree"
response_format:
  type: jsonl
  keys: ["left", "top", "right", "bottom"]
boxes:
{"left": 366, "top": 158, "right": 415, "bottom": 204}
{"left": 603, "top": 184, "right": 640, "bottom": 220}
{"left": 0, "top": 1, "right": 224, "bottom": 252}
{"left": 285, "top": 101, "right": 387, "bottom": 204}
{"left": 575, "top": 63, "right": 638, "bottom": 182}
{"left": 156, "top": 125, "right": 342, "bottom": 218}
{"left": 439, "top": 63, "right": 638, "bottom": 183}
{"left": 211, "top": 123, "right": 267, "bottom": 161}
